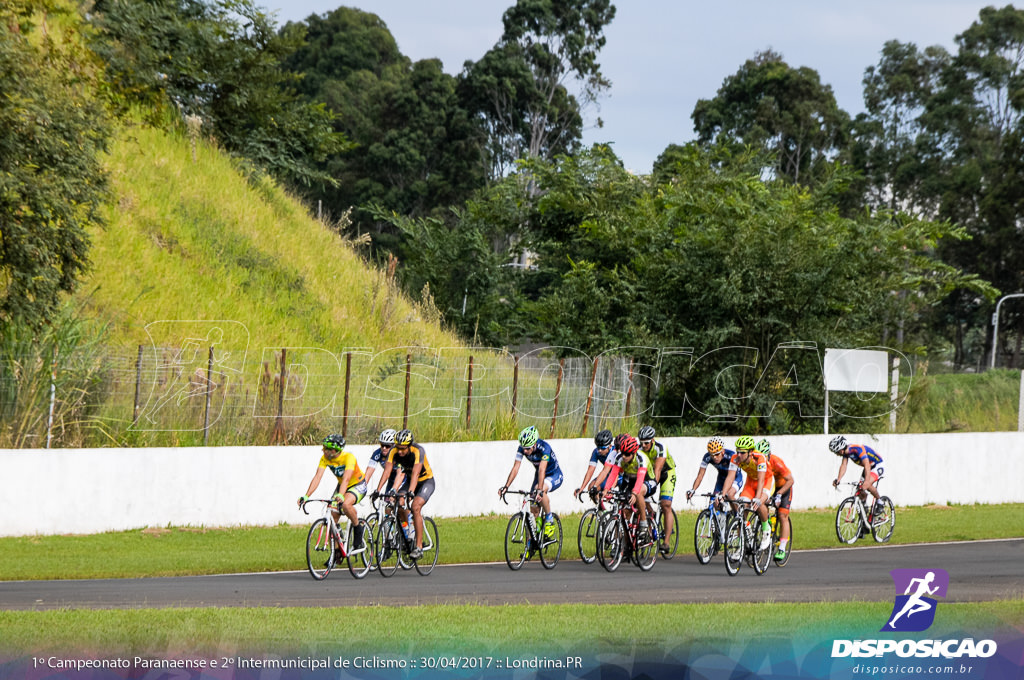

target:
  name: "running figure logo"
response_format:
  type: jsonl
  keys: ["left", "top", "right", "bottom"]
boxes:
{"left": 882, "top": 568, "right": 949, "bottom": 632}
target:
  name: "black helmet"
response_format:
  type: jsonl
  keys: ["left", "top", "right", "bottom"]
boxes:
{"left": 594, "top": 429, "right": 614, "bottom": 447}
{"left": 396, "top": 429, "right": 414, "bottom": 446}
{"left": 322, "top": 433, "right": 345, "bottom": 451}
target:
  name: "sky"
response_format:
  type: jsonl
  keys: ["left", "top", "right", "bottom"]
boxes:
{"left": 268, "top": 1, "right": 1004, "bottom": 174}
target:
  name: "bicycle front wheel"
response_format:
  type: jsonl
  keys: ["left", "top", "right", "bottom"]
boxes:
{"left": 656, "top": 507, "right": 679, "bottom": 559}
{"left": 375, "top": 518, "right": 400, "bottom": 577}
{"left": 694, "top": 509, "right": 715, "bottom": 564}
{"left": 723, "top": 515, "right": 744, "bottom": 577}
{"left": 414, "top": 517, "right": 439, "bottom": 575}
{"left": 305, "top": 518, "right": 334, "bottom": 581}
{"left": 577, "top": 508, "right": 599, "bottom": 564}
{"left": 347, "top": 520, "right": 373, "bottom": 579}
{"left": 599, "top": 518, "right": 623, "bottom": 572}
{"left": 538, "top": 513, "right": 562, "bottom": 569}
{"left": 504, "top": 514, "right": 529, "bottom": 570}
{"left": 871, "top": 497, "right": 895, "bottom": 543}
{"left": 835, "top": 497, "right": 861, "bottom": 544}
{"left": 772, "top": 514, "right": 792, "bottom": 567}
{"left": 634, "top": 526, "right": 657, "bottom": 571}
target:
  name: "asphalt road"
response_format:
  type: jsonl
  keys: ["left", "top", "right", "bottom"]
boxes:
{"left": 1, "top": 539, "right": 1020, "bottom": 611}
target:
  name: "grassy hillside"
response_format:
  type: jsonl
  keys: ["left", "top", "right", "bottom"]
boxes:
{"left": 82, "top": 121, "right": 457, "bottom": 351}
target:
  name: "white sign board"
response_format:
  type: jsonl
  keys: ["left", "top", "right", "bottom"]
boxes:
{"left": 824, "top": 348, "right": 889, "bottom": 393}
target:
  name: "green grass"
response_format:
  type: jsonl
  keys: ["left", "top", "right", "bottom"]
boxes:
{"left": 897, "top": 368, "right": 1022, "bottom": 433}
{"left": 1, "top": 602, "right": 1021, "bottom": 655}
{"left": 3, "top": 504, "right": 1022, "bottom": 581}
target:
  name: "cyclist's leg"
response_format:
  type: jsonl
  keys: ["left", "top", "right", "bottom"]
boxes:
{"left": 659, "top": 469, "right": 676, "bottom": 546}
{"left": 343, "top": 483, "right": 366, "bottom": 547}
{"left": 410, "top": 478, "right": 435, "bottom": 549}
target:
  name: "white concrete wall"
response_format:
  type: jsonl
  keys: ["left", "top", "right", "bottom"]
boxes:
{"left": 1, "top": 432, "right": 1022, "bottom": 536}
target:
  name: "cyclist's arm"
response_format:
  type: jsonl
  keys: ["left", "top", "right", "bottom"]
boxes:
{"left": 833, "top": 457, "right": 848, "bottom": 486}
{"left": 632, "top": 466, "right": 648, "bottom": 496}
{"left": 720, "top": 467, "right": 736, "bottom": 495}
{"left": 336, "top": 467, "right": 355, "bottom": 499}
{"left": 602, "top": 463, "right": 622, "bottom": 491}
{"left": 300, "top": 466, "right": 327, "bottom": 504}
{"left": 534, "top": 458, "right": 548, "bottom": 492}
{"left": 775, "top": 472, "right": 794, "bottom": 497}
{"left": 650, "top": 456, "right": 664, "bottom": 482}
{"left": 408, "top": 462, "right": 422, "bottom": 495}
{"left": 576, "top": 464, "right": 597, "bottom": 496}
{"left": 689, "top": 467, "right": 707, "bottom": 496}
{"left": 376, "top": 461, "right": 394, "bottom": 493}
{"left": 501, "top": 459, "right": 522, "bottom": 492}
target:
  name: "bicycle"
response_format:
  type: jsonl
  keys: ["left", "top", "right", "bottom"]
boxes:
{"left": 597, "top": 489, "right": 657, "bottom": 572}
{"left": 373, "top": 490, "right": 440, "bottom": 576}
{"left": 835, "top": 478, "right": 895, "bottom": 544}
{"left": 723, "top": 498, "right": 771, "bottom": 576}
{"left": 501, "top": 489, "right": 563, "bottom": 569}
{"left": 576, "top": 487, "right": 616, "bottom": 564}
{"left": 301, "top": 498, "right": 373, "bottom": 580}
{"left": 766, "top": 495, "right": 792, "bottom": 567}
{"left": 692, "top": 492, "right": 734, "bottom": 565}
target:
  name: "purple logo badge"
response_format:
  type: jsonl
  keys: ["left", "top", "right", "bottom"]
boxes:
{"left": 882, "top": 568, "right": 949, "bottom": 632}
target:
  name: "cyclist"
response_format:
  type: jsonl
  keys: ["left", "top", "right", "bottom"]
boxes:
{"left": 297, "top": 434, "right": 367, "bottom": 550}
{"left": 829, "top": 435, "right": 885, "bottom": 515}
{"left": 684, "top": 436, "right": 746, "bottom": 509}
{"left": 574, "top": 429, "right": 615, "bottom": 500}
{"left": 638, "top": 425, "right": 676, "bottom": 554}
{"left": 374, "top": 429, "right": 434, "bottom": 559}
{"left": 499, "top": 425, "right": 564, "bottom": 539}
{"left": 757, "top": 438, "right": 795, "bottom": 560}
{"left": 592, "top": 434, "right": 655, "bottom": 538}
{"left": 364, "top": 428, "right": 402, "bottom": 491}
{"left": 719, "top": 435, "right": 773, "bottom": 550}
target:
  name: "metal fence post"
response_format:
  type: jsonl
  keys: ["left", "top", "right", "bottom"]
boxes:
{"left": 403, "top": 352, "right": 411, "bottom": 429}
{"left": 133, "top": 345, "right": 143, "bottom": 426}
{"left": 343, "top": 352, "right": 351, "bottom": 438}
{"left": 466, "top": 355, "right": 474, "bottom": 431}
{"left": 580, "top": 356, "right": 598, "bottom": 436}
{"left": 45, "top": 347, "right": 58, "bottom": 449}
{"left": 271, "top": 349, "right": 286, "bottom": 444}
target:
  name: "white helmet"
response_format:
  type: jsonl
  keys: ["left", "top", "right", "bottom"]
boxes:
{"left": 828, "top": 435, "right": 847, "bottom": 454}
{"left": 379, "top": 428, "right": 397, "bottom": 446}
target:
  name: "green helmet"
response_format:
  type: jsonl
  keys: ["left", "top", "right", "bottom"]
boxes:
{"left": 518, "top": 425, "right": 539, "bottom": 448}
{"left": 735, "top": 435, "right": 756, "bottom": 451}
{"left": 755, "top": 438, "right": 771, "bottom": 456}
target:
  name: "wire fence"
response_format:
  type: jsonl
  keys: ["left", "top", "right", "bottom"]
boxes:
{"left": 0, "top": 345, "right": 646, "bottom": 448}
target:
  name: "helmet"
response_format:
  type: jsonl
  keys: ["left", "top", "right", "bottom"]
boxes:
{"left": 396, "top": 429, "right": 414, "bottom": 446}
{"left": 518, "top": 425, "right": 539, "bottom": 448}
{"left": 735, "top": 435, "right": 756, "bottom": 451}
{"left": 618, "top": 435, "right": 639, "bottom": 455}
{"left": 594, "top": 429, "right": 614, "bottom": 448}
{"left": 637, "top": 425, "right": 656, "bottom": 442}
{"left": 755, "top": 438, "right": 771, "bottom": 456}
{"left": 707, "top": 436, "right": 724, "bottom": 455}
{"left": 379, "top": 428, "right": 397, "bottom": 446}
{"left": 322, "top": 433, "right": 345, "bottom": 451}
{"left": 614, "top": 433, "right": 628, "bottom": 450}
{"left": 829, "top": 435, "right": 847, "bottom": 454}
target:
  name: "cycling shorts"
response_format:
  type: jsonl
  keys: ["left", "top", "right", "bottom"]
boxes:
{"left": 658, "top": 468, "right": 676, "bottom": 501}
{"left": 863, "top": 464, "right": 884, "bottom": 485}
{"left": 535, "top": 469, "right": 564, "bottom": 493}
{"left": 411, "top": 477, "right": 436, "bottom": 504}
{"left": 334, "top": 480, "right": 367, "bottom": 504}
{"left": 741, "top": 474, "right": 772, "bottom": 502}
{"left": 775, "top": 487, "right": 793, "bottom": 513}
{"left": 620, "top": 477, "right": 657, "bottom": 499}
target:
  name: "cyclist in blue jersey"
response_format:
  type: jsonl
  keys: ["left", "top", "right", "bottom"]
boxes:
{"left": 574, "top": 429, "right": 615, "bottom": 500}
{"left": 499, "top": 426, "right": 564, "bottom": 537}
{"left": 829, "top": 435, "right": 885, "bottom": 515}
{"left": 365, "top": 428, "right": 402, "bottom": 491}
{"left": 684, "top": 436, "right": 745, "bottom": 506}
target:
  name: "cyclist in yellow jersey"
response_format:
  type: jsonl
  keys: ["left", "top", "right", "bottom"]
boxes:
{"left": 638, "top": 425, "right": 676, "bottom": 554}
{"left": 298, "top": 433, "right": 367, "bottom": 549}
{"left": 374, "top": 429, "right": 434, "bottom": 559}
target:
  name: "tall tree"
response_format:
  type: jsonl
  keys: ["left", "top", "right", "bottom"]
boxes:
{"left": 460, "top": 0, "right": 616, "bottom": 178}
{"left": 692, "top": 50, "right": 851, "bottom": 186}
{"left": 0, "top": 0, "right": 111, "bottom": 329}
{"left": 281, "top": 7, "right": 486, "bottom": 247}
{"left": 91, "top": 0, "right": 345, "bottom": 188}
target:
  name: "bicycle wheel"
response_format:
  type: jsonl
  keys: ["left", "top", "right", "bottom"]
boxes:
{"left": 347, "top": 520, "right": 373, "bottom": 579}
{"left": 871, "top": 497, "right": 895, "bottom": 543}
{"left": 305, "top": 518, "right": 334, "bottom": 581}
{"left": 656, "top": 507, "right": 680, "bottom": 559}
{"left": 723, "top": 515, "right": 744, "bottom": 576}
{"left": 414, "top": 516, "right": 439, "bottom": 575}
{"left": 504, "top": 514, "right": 529, "bottom": 570}
{"left": 363, "top": 513, "right": 379, "bottom": 571}
{"left": 634, "top": 526, "right": 657, "bottom": 571}
{"left": 376, "top": 517, "right": 400, "bottom": 577}
{"left": 538, "top": 513, "right": 562, "bottom": 569}
{"left": 750, "top": 518, "right": 771, "bottom": 575}
{"left": 835, "top": 497, "right": 861, "bottom": 544}
{"left": 694, "top": 509, "right": 715, "bottom": 564}
{"left": 772, "top": 514, "right": 792, "bottom": 567}
{"left": 576, "top": 508, "right": 599, "bottom": 564}
{"left": 599, "top": 518, "right": 624, "bottom": 572}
